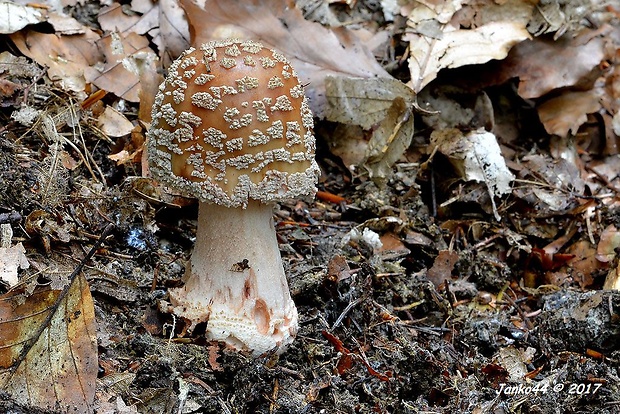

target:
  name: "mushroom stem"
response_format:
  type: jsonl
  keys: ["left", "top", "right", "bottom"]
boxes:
{"left": 168, "top": 200, "right": 298, "bottom": 356}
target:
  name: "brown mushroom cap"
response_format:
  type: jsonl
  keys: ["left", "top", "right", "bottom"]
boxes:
{"left": 148, "top": 39, "right": 319, "bottom": 208}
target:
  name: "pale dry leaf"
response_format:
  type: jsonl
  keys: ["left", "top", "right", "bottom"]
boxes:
{"left": 0, "top": 1, "right": 45, "bottom": 34}
{"left": 492, "top": 28, "right": 608, "bottom": 99}
{"left": 98, "top": 105, "right": 135, "bottom": 138}
{"left": 432, "top": 128, "right": 514, "bottom": 195}
{"left": 493, "top": 347, "right": 532, "bottom": 383}
{"left": 406, "top": 21, "right": 530, "bottom": 92}
{"left": 179, "top": 0, "right": 389, "bottom": 118}
{"left": 402, "top": 0, "right": 464, "bottom": 25}
{"left": 537, "top": 88, "right": 603, "bottom": 137}
{"left": 323, "top": 76, "right": 416, "bottom": 178}
{"left": 364, "top": 97, "right": 415, "bottom": 183}
{"left": 324, "top": 76, "right": 415, "bottom": 129}
{"left": 431, "top": 128, "right": 514, "bottom": 220}
{"left": 0, "top": 274, "right": 98, "bottom": 413}
{"left": 11, "top": 29, "right": 102, "bottom": 95}
{"left": 0, "top": 244, "right": 29, "bottom": 288}
{"left": 604, "top": 263, "right": 620, "bottom": 290}
{"left": 596, "top": 225, "right": 620, "bottom": 263}
{"left": 91, "top": 31, "right": 158, "bottom": 102}
{"left": 46, "top": 11, "right": 86, "bottom": 35}
{"left": 155, "top": 0, "right": 191, "bottom": 62}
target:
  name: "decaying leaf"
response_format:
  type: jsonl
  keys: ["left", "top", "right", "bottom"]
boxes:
{"left": 92, "top": 31, "right": 158, "bottom": 103}
{"left": 11, "top": 28, "right": 102, "bottom": 95}
{"left": 527, "top": 0, "right": 611, "bottom": 38}
{"left": 514, "top": 154, "right": 585, "bottom": 213}
{"left": 493, "top": 28, "right": 608, "bottom": 100}
{"left": 0, "top": 273, "right": 98, "bottom": 412}
{"left": 98, "top": 106, "right": 135, "bottom": 138}
{"left": 0, "top": 224, "right": 29, "bottom": 289}
{"left": 431, "top": 128, "right": 514, "bottom": 219}
{"left": 179, "top": 0, "right": 389, "bottom": 118}
{"left": 418, "top": 84, "right": 494, "bottom": 130}
{"left": 0, "top": 244, "right": 28, "bottom": 288}
{"left": 364, "top": 97, "right": 415, "bottom": 183}
{"left": 324, "top": 76, "right": 415, "bottom": 130}
{"left": 597, "top": 225, "right": 620, "bottom": 263}
{"left": 324, "top": 76, "right": 416, "bottom": 181}
{"left": 427, "top": 249, "right": 459, "bottom": 288}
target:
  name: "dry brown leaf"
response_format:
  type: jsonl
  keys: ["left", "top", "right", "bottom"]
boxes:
{"left": 427, "top": 249, "right": 458, "bottom": 288}
{"left": 0, "top": 274, "right": 98, "bottom": 412}
{"left": 11, "top": 29, "right": 102, "bottom": 94}
{"left": 537, "top": 88, "right": 604, "bottom": 137}
{"left": 493, "top": 28, "right": 608, "bottom": 99}
{"left": 98, "top": 1, "right": 159, "bottom": 36}
{"left": 98, "top": 3, "right": 143, "bottom": 33}
{"left": 179, "top": 0, "right": 389, "bottom": 118}
{"left": 323, "top": 123, "right": 367, "bottom": 170}
{"left": 91, "top": 31, "right": 158, "bottom": 103}
{"left": 565, "top": 240, "right": 606, "bottom": 288}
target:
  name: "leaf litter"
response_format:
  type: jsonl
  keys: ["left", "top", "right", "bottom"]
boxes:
{"left": 0, "top": 0, "right": 619, "bottom": 413}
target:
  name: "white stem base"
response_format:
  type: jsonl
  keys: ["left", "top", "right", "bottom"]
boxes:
{"left": 167, "top": 200, "right": 298, "bottom": 356}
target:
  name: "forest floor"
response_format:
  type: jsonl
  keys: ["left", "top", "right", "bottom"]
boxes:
{"left": 1, "top": 0, "right": 620, "bottom": 413}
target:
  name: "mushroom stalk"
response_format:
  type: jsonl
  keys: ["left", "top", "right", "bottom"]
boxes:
{"left": 168, "top": 200, "right": 298, "bottom": 356}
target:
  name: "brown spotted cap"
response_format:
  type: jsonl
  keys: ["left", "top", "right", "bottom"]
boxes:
{"left": 147, "top": 39, "right": 320, "bottom": 208}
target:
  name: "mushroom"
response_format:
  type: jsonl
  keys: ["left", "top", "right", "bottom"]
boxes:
{"left": 147, "top": 39, "right": 319, "bottom": 356}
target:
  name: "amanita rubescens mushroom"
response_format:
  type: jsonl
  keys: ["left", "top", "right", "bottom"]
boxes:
{"left": 147, "top": 39, "right": 319, "bottom": 355}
